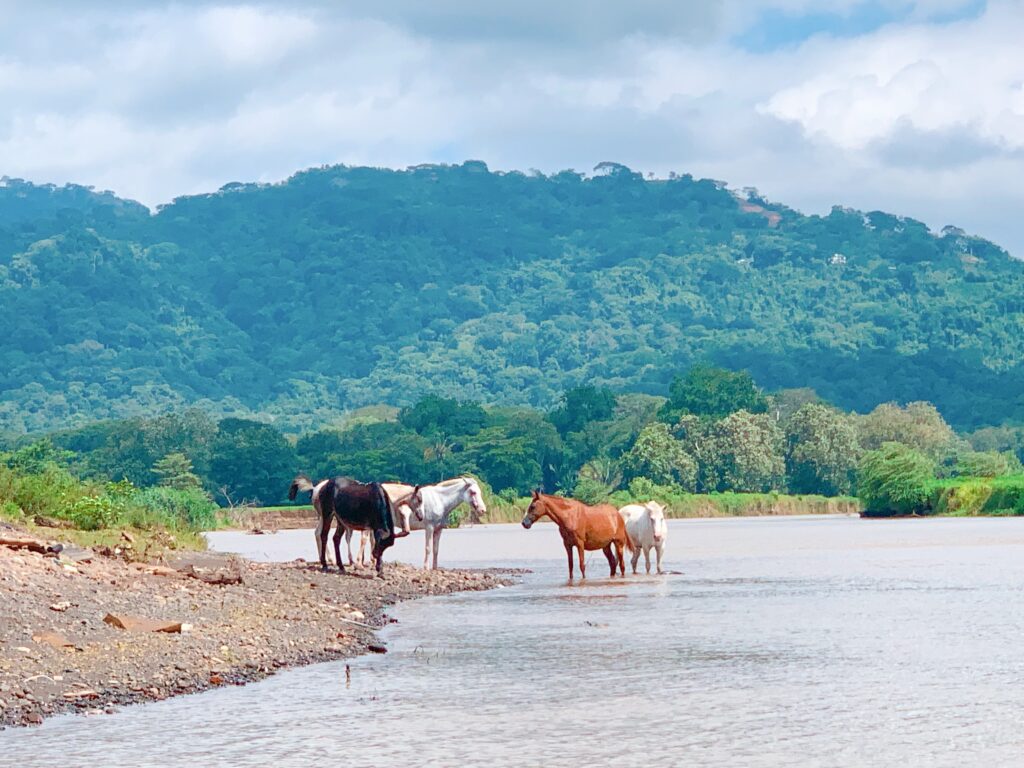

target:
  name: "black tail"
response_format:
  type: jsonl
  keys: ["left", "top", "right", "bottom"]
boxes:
{"left": 288, "top": 474, "right": 315, "bottom": 501}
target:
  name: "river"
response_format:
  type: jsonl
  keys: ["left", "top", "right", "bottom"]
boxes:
{"left": 5, "top": 515, "right": 1024, "bottom": 766}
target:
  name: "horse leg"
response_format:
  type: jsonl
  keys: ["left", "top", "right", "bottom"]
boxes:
{"left": 374, "top": 536, "right": 385, "bottom": 578}
{"left": 362, "top": 532, "right": 374, "bottom": 569}
{"left": 343, "top": 527, "right": 355, "bottom": 566}
{"left": 332, "top": 522, "right": 347, "bottom": 575}
{"left": 644, "top": 545, "right": 651, "bottom": 574}
{"left": 315, "top": 513, "right": 329, "bottom": 572}
{"left": 577, "top": 541, "right": 587, "bottom": 580}
{"left": 431, "top": 527, "right": 442, "bottom": 570}
{"left": 423, "top": 524, "right": 433, "bottom": 570}
{"left": 630, "top": 544, "right": 641, "bottom": 574}
{"left": 602, "top": 544, "right": 616, "bottom": 577}
{"left": 565, "top": 544, "right": 574, "bottom": 580}
{"left": 655, "top": 542, "right": 664, "bottom": 574}
{"left": 615, "top": 539, "right": 626, "bottom": 577}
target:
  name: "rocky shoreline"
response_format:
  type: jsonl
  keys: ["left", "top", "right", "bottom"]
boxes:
{"left": 0, "top": 527, "right": 516, "bottom": 729}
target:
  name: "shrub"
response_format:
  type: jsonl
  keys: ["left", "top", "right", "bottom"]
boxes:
{"left": 69, "top": 495, "right": 124, "bottom": 530}
{"left": 131, "top": 486, "right": 219, "bottom": 531}
{"left": 857, "top": 442, "right": 936, "bottom": 516}
{"left": 984, "top": 475, "right": 1024, "bottom": 515}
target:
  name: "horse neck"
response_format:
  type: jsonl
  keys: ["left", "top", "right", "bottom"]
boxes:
{"left": 538, "top": 497, "right": 575, "bottom": 531}
{"left": 432, "top": 481, "right": 470, "bottom": 513}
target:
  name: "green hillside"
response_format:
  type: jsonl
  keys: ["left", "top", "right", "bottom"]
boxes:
{"left": 1, "top": 162, "right": 1022, "bottom": 433}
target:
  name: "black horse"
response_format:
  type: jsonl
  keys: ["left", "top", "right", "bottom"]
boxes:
{"left": 289, "top": 475, "right": 398, "bottom": 575}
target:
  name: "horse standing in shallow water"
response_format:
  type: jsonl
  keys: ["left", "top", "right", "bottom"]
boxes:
{"left": 618, "top": 501, "right": 668, "bottom": 574}
{"left": 520, "top": 491, "right": 627, "bottom": 579}
{"left": 403, "top": 477, "right": 488, "bottom": 569}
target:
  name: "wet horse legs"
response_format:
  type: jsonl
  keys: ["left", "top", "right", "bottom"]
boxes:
{"left": 602, "top": 544, "right": 617, "bottom": 577}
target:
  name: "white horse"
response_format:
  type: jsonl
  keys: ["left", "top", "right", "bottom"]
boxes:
{"left": 618, "top": 501, "right": 668, "bottom": 574}
{"left": 404, "top": 477, "right": 488, "bottom": 569}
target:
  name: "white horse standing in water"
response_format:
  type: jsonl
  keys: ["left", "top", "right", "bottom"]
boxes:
{"left": 404, "top": 477, "right": 488, "bottom": 569}
{"left": 618, "top": 501, "right": 668, "bottom": 574}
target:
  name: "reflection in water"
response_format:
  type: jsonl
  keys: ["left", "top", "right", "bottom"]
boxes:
{"left": 6, "top": 516, "right": 1024, "bottom": 767}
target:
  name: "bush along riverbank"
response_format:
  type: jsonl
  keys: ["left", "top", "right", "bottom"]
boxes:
{"left": 0, "top": 521, "right": 514, "bottom": 729}
{"left": 857, "top": 442, "right": 1024, "bottom": 517}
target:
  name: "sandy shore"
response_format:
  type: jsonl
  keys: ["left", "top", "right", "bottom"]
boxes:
{"left": 0, "top": 524, "right": 516, "bottom": 729}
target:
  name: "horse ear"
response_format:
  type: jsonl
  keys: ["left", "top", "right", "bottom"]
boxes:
{"left": 532, "top": 488, "right": 540, "bottom": 499}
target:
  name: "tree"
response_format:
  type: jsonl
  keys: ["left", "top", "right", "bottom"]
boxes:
{"left": 573, "top": 457, "right": 623, "bottom": 503}
{"left": 660, "top": 365, "right": 768, "bottom": 423}
{"left": 548, "top": 386, "right": 617, "bottom": 436}
{"left": 857, "top": 442, "right": 935, "bottom": 515}
{"left": 856, "top": 402, "right": 957, "bottom": 460}
{"left": 398, "top": 396, "right": 488, "bottom": 439}
{"left": 712, "top": 410, "right": 785, "bottom": 492}
{"left": 622, "top": 423, "right": 697, "bottom": 491}
{"left": 953, "top": 450, "right": 1022, "bottom": 478}
{"left": 208, "top": 418, "right": 298, "bottom": 506}
{"left": 464, "top": 429, "right": 542, "bottom": 495}
{"left": 152, "top": 452, "right": 202, "bottom": 490}
{"left": 673, "top": 415, "right": 720, "bottom": 493}
{"left": 770, "top": 388, "right": 822, "bottom": 424}
{"left": 785, "top": 404, "right": 860, "bottom": 495}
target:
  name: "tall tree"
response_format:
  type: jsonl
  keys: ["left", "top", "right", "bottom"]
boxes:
{"left": 208, "top": 418, "right": 298, "bottom": 506}
{"left": 785, "top": 404, "right": 861, "bottom": 495}
{"left": 660, "top": 365, "right": 769, "bottom": 423}
{"left": 712, "top": 410, "right": 786, "bottom": 493}
{"left": 622, "top": 423, "right": 698, "bottom": 491}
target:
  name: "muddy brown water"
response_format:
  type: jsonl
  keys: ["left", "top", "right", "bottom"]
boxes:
{"left": 5, "top": 515, "right": 1024, "bottom": 767}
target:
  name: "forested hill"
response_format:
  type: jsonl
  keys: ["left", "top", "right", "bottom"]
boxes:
{"left": 1, "top": 163, "right": 1023, "bottom": 434}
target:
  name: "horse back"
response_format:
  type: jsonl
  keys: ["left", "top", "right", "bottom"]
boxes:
{"left": 578, "top": 501, "right": 627, "bottom": 550}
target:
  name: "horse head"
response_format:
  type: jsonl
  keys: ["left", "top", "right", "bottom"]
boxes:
{"left": 646, "top": 500, "right": 667, "bottom": 543}
{"left": 521, "top": 489, "right": 546, "bottom": 529}
{"left": 405, "top": 485, "right": 425, "bottom": 521}
{"left": 463, "top": 478, "right": 488, "bottom": 519}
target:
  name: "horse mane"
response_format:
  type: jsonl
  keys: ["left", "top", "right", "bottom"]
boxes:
{"left": 436, "top": 475, "right": 474, "bottom": 487}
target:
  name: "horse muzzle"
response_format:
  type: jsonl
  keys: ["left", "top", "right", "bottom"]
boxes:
{"left": 521, "top": 518, "right": 533, "bottom": 529}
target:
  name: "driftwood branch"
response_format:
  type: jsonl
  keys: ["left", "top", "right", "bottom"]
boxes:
{"left": 0, "top": 536, "right": 50, "bottom": 554}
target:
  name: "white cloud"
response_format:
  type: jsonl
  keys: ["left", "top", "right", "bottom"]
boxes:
{"left": 0, "top": 0, "right": 1021, "bottom": 254}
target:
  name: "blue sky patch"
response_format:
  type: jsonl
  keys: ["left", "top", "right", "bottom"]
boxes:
{"left": 734, "top": 0, "right": 987, "bottom": 53}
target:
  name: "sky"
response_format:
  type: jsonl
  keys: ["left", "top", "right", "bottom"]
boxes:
{"left": 1, "top": 0, "right": 1022, "bottom": 254}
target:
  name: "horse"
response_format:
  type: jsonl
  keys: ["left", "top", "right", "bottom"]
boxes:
{"left": 349, "top": 483, "right": 419, "bottom": 568}
{"left": 520, "top": 491, "right": 627, "bottom": 579}
{"left": 289, "top": 477, "right": 416, "bottom": 568}
{"left": 288, "top": 475, "right": 401, "bottom": 575}
{"left": 618, "top": 501, "right": 668, "bottom": 574}
{"left": 404, "top": 477, "right": 488, "bottom": 569}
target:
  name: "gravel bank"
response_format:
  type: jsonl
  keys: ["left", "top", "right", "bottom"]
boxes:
{"left": 0, "top": 527, "right": 516, "bottom": 728}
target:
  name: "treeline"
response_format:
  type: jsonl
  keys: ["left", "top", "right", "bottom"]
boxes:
{"left": 3, "top": 162, "right": 1024, "bottom": 435}
{"left": 4, "top": 366, "right": 1023, "bottom": 517}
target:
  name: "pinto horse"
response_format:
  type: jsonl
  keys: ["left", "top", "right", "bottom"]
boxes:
{"left": 521, "top": 491, "right": 627, "bottom": 579}
{"left": 288, "top": 475, "right": 401, "bottom": 575}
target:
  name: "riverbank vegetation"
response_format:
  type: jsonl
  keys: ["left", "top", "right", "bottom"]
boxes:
{"left": 5, "top": 365, "right": 1022, "bottom": 524}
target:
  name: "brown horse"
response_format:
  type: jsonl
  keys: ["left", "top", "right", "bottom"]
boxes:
{"left": 521, "top": 491, "right": 627, "bottom": 579}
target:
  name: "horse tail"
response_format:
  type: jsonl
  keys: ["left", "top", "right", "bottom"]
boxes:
{"left": 288, "top": 474, "right": 315, "bottom": 501}
{"left": 375, "top": 483, "right": 395, "bottom": 539}
{"left": 620, "top": 511, "right": 635, "bottom": 554}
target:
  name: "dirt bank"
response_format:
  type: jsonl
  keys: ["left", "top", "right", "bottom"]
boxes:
{"left": 0, "top": 524, "right": 516, "bottom": 729}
